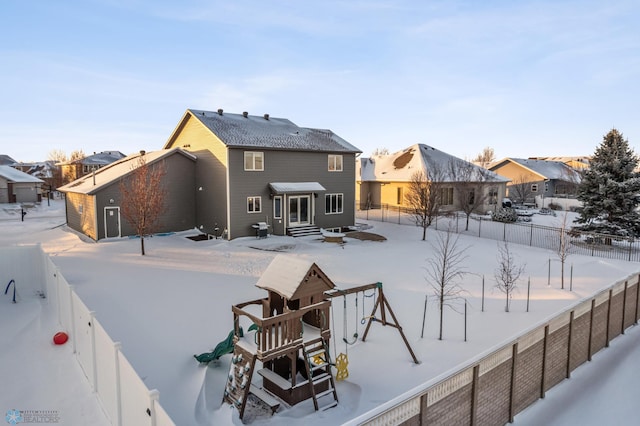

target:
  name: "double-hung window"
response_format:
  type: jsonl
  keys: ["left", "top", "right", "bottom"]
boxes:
{"left": 328, "top": 154, "right": 343, "bottom": 172}
{"left": 247, "top": 196, "right": 261, "bottom": 213}
{"left": 244, "top": 151, "right": 264, "bottom": 171}
{"left": 325, "top": 193, "right": 343, "bottom": 214}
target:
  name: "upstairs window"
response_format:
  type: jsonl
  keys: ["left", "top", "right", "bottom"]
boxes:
{"left": 531, "top": 184, "right": 538, "bottom": 193}
{"left": 328, "top": 154, "right": 343, "bottom": 172}
{"left": 244, "top": 151, "right": 264, "bottom": 171}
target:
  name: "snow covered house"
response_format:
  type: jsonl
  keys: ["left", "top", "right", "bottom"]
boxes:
{"left": 59, "top": 150, "right": 126, "bottom": 184}
{"left": 58, "top": 148, "right": 196, "bottom": 241}
{"left": 163, "top": 109, "right": 361, "bottom": 239}
{"left": 0, "top": 165, "right": 44, "bottom": 203}
{"left": 0, "top": 154, "right": 16, "bottom": 166}
{"left": 357, "top": 144, "right": 509, "bottom": 214}
{"left": 489, "top": 157, "right": 582, "bottom": 206}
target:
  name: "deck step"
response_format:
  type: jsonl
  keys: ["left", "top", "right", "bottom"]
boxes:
{"left": 249, "top": 385, "right": 280, "bottom": 413}
{"left": 257, "top": 368, "right": 292, "bottom": 390}
{"left": 287, "top": 225, "right": 322, "bottom": 237}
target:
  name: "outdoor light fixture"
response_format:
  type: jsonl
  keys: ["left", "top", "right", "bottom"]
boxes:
{"left": 109, "top": 199, "right": 114, "bottom": 204}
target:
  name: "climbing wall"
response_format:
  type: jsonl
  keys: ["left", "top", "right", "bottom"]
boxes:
{"left": 223, "top": 344, "right": 257, "bottom": 419}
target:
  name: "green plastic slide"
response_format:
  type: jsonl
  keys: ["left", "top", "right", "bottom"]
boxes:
{"left": 194, "top": 328, "right": 244, "bottom": 364}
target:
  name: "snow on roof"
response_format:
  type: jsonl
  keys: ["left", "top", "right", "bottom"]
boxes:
{"left": 184, "top": 109, "right": 361, "bottom": 153}
{"left": 0, "top": 165, "right": 44, "bottom": 184}
{"left": 82, "top": 151, "right": 126, "bottom": 166}
{"left": 58, "top": 148, "right": 195, "bottom": 195}
{"left": 507, "top": 158, "right": 581, "bottom": 180}
{"left": 269, "top": 182, "right": 326, "bottom": 193}
{"left": 359, "top": 144, "right": 509, "bottom": 183}
{"left": 255, "top": 255, "right": 317, "bottom": 300}
{"left": 0, "top": 155, "right": 16, "bottom": 165}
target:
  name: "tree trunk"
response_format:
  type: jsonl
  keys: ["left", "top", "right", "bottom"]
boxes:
{"left": 505, "top": 289, "right": 510, "bottom": 312}
{"left": 561, "top": 260, "right": 565, "bottom": 289}
{"left": 141, "top": 235, "right": 146, "bottom": 256}
{"left": 465, "top": 214, "right": 470, "bottom": 231}
{"left": 422, "top": 224, "right": 427, "bottom": 241}
{"left": 439, "top": 302, "right": 443, "bottom": 340}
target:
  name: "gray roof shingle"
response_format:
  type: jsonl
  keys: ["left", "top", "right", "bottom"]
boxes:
{"left": 188, "top": 109, "right": 361, "bottom": 153}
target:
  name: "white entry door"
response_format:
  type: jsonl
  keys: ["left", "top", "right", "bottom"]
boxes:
{"left": 288, "top": 195, "right": 310, "bottom": 226}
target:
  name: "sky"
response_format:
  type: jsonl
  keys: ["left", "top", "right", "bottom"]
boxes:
{"left": 2, "top": 0, "right": 640, "bottom": 162}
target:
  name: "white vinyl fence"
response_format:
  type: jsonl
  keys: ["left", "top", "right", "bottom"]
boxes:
{"left": 1, "top": 245, "right": 175, "bottom": 426}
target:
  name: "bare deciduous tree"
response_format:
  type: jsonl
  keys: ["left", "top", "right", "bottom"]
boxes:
{"left": 426, "top": 227, "right": 469, "bottom": 340}
{"left": 556, "top": 211, "right": 573, "bottom": 289}
{"left": 449, "top": 159, "right": 492, "bottom": 231}
{"left": 371, "top": 147, "right": 390, "bottom": 156}
{"left": 509, "top": 174, "right": 533, "bottom": 205}
{"left": 472, "top": 146, "right": 496, "bottom": 168}
{"left": 119, "top": 155, "right": 167, "bottom": 255}
{"left": 405, "top": 165, "right": 444, "bottom": 240}
{"left": 494, "top": 241, "right": 525, "bottom": 312}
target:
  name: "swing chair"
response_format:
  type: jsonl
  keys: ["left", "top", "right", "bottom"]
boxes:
{"left": 326, "top": 282, "right": 420, "bottom": 366}
{"left": 329, "top": 286, "right": 382, "bottom": 381}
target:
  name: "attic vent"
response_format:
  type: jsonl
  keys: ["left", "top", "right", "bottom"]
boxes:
{"left": 140, "top": 150, "right": 146, "bottom": 156}
{"left": 264, "top": 114, "right": 269, "bottom": 120}
{"left": 243, "top": 111, "right": 248, "bottom": 118}
{"left": 217, "top": 109, "right": 223, "bottom": 115}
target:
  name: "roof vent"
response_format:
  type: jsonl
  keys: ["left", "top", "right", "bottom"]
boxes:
{"left": 217, "top": 109, "right": 223, "bottom": 115}
{"left": 243, "top": 111, "right": 248, "bottom": 118}
{"left": 140, "top": 150, "right": 146, "bottom": 156}
{"left": 264, "top": 113, "right": 269, "bottom": 120}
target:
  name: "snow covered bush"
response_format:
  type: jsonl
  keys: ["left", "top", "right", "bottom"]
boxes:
{"left": 491, "top": 207, "right": 518, "bottom": 223}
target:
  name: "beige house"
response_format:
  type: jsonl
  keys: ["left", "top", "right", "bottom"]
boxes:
{"left": 0, "top": 165, "right": 44, "bottom": 204}
{"left": 357, "top": 144, "right": 509, "bottom": 214}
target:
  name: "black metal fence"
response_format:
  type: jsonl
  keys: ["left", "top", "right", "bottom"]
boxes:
{"left": 356, "top": 203, "right": 640, "bottom": 262}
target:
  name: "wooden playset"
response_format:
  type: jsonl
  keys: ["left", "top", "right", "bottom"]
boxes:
{"left": 222, "top": 255, "right": 418, "bottom": 420}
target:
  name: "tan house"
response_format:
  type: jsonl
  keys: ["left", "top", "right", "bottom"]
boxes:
{"left": 59, "top": 151, "right": 126, "bottom": 184}
{"left": 489, "top": 157, "right": 582, "bottom": 206}
{"left": 357, "top": 144, "right": 509, "bottom": 214}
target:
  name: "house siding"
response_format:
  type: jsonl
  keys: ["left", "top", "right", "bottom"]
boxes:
{"left": 93, "top": 154, "right": 196, "bottom": 240}
{"left": 165, "top": 115, "right": 228, "bottom": 236}
{"left": 0, "top": 176, "right": 8, "bottom": 203}
{"left": 228, "top": 149, "right": 357, "bottom": 238}
{"left": 65, "top": 192, "right": 98, "bottom": 240}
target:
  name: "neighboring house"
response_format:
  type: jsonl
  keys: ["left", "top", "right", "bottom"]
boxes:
{"left": 163, "top": 109, "right": 361, "bottom": 239}
{"left": 59, "top": 151, "right": 126, "bottom": 184}
{"left": 0, "top": 165, "right": 44, "bottom": 203}
{"left": 528, "top": 156, "right": 590, "bottom": 171}
{"left": 489, "top": 157, "right": 582, "bottom": 206}
{"left": 357, "top": 144, "right": 509, "bottom": 214}
{"left": 58, "top": 148, "right": 196, "bottom": 241}
{"left": 0, "top": 155, "right": 16, "bottom": 166}
{"left": 13, "top": 161, "right": 61, "bottom": 192}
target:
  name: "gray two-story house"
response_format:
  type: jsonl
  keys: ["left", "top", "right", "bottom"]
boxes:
{"left": 163, "top": 109, "right": 361, "bottom": 239}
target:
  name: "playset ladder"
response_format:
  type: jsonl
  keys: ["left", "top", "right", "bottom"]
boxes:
{"left": 224, "top": 344, "right": 281, "bottom": 420}
{"left": 302, "top": 337, "right": 338, "bottom": 411}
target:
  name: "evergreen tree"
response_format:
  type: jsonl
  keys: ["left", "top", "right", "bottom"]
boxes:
{"left": 575, "top": 129, "right": 640, "bottom": 237}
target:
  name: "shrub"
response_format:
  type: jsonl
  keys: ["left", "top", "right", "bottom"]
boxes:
{"left": 548, "top": 202, "right": 563, "bottom": 210}
{"left": 492, "top": 207, "right": 518, "bottom": 223}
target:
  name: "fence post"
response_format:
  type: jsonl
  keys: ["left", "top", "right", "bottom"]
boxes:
{"left": 566, "top": 311, "right": 574, "bottom": 379}
{"left": 478, "top": 217, "right": 482, "bottom": 238}
{"left": 89, "top": 311, "right": 98, "bottom": 392}
{"left": 530, "top": 224, "right": 533, "bottom": 246}
{"left": 636, "top": 275, "right": 640, "bottom": 324}
{"left": 481, "top": 276, "right": 485, "bottom": 312}
{"left": 470, "top": 365, "right": 479, "bottom": 425}
{"left": 605, "top": 289, "right": 613, "bottom": 348}
{"left": 541, "top": 325, "right": 548, "bottom": 398}
{"left": 526, "top": 277, "right": 530, "bottom": 312}
{"left": 509, "top": 342, "right": 518, "bottom": 423}
{"left": 503, "top": 222, "right": 506, "bottom": 241}
{"left": 621, "top": 281, "right": 628, "bottom": 335}
{"left": 69, "top": 285, "right": 77, "bottom": 354}
{"left": 149, "top": 389, "right": 160, "bottom": 426}
{"left": 588, "top": 299, "right": 595, "bottom": 362}
{"left": 547, "top": 259, "right": 551, "bottom": 286}
{"left": 114, "top": 342, "right": 123, "bottom": 426}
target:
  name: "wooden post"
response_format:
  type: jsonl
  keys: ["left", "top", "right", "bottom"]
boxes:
{"left": 509, "top": 343, "right": 518, "bottom": 423}
{"left": 526, "top": 277, "right": 530, "bottom": 313}
{"left": 605, "top": 289, "right": 613, "bottom": 348}
{"left": 622, "top": 281, "right": 628, "bottom": 335}
{"left": 481, "top": 275, "right": 485, "bottom": 312}
{"left": 588, "top": 299, "right": 595, "bottom": 362}
{"left": 470, "top": 365, "right": 480, "bottom": 426}
{"left": 566, "top": 311, "right": 574, "bottom": 379}
{"left": 541, "top": 325, "right": 548, "bottom": 398}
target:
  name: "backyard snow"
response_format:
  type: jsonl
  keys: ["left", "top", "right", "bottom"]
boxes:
{"left": 1, "top": 200, "right": 639, "bottom": 425}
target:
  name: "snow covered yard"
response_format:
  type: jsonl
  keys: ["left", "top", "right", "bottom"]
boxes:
{"left": 1, "top": 200, "right": 639, "bottom": 425}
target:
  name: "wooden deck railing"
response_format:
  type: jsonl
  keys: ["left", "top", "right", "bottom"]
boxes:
{"left": 232, "top": 300, "right": 331, "bottom": 360}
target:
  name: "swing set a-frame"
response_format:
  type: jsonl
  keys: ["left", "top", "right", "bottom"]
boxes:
{"left": 325, "top": 282, "right": 420, "bottom": 365}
